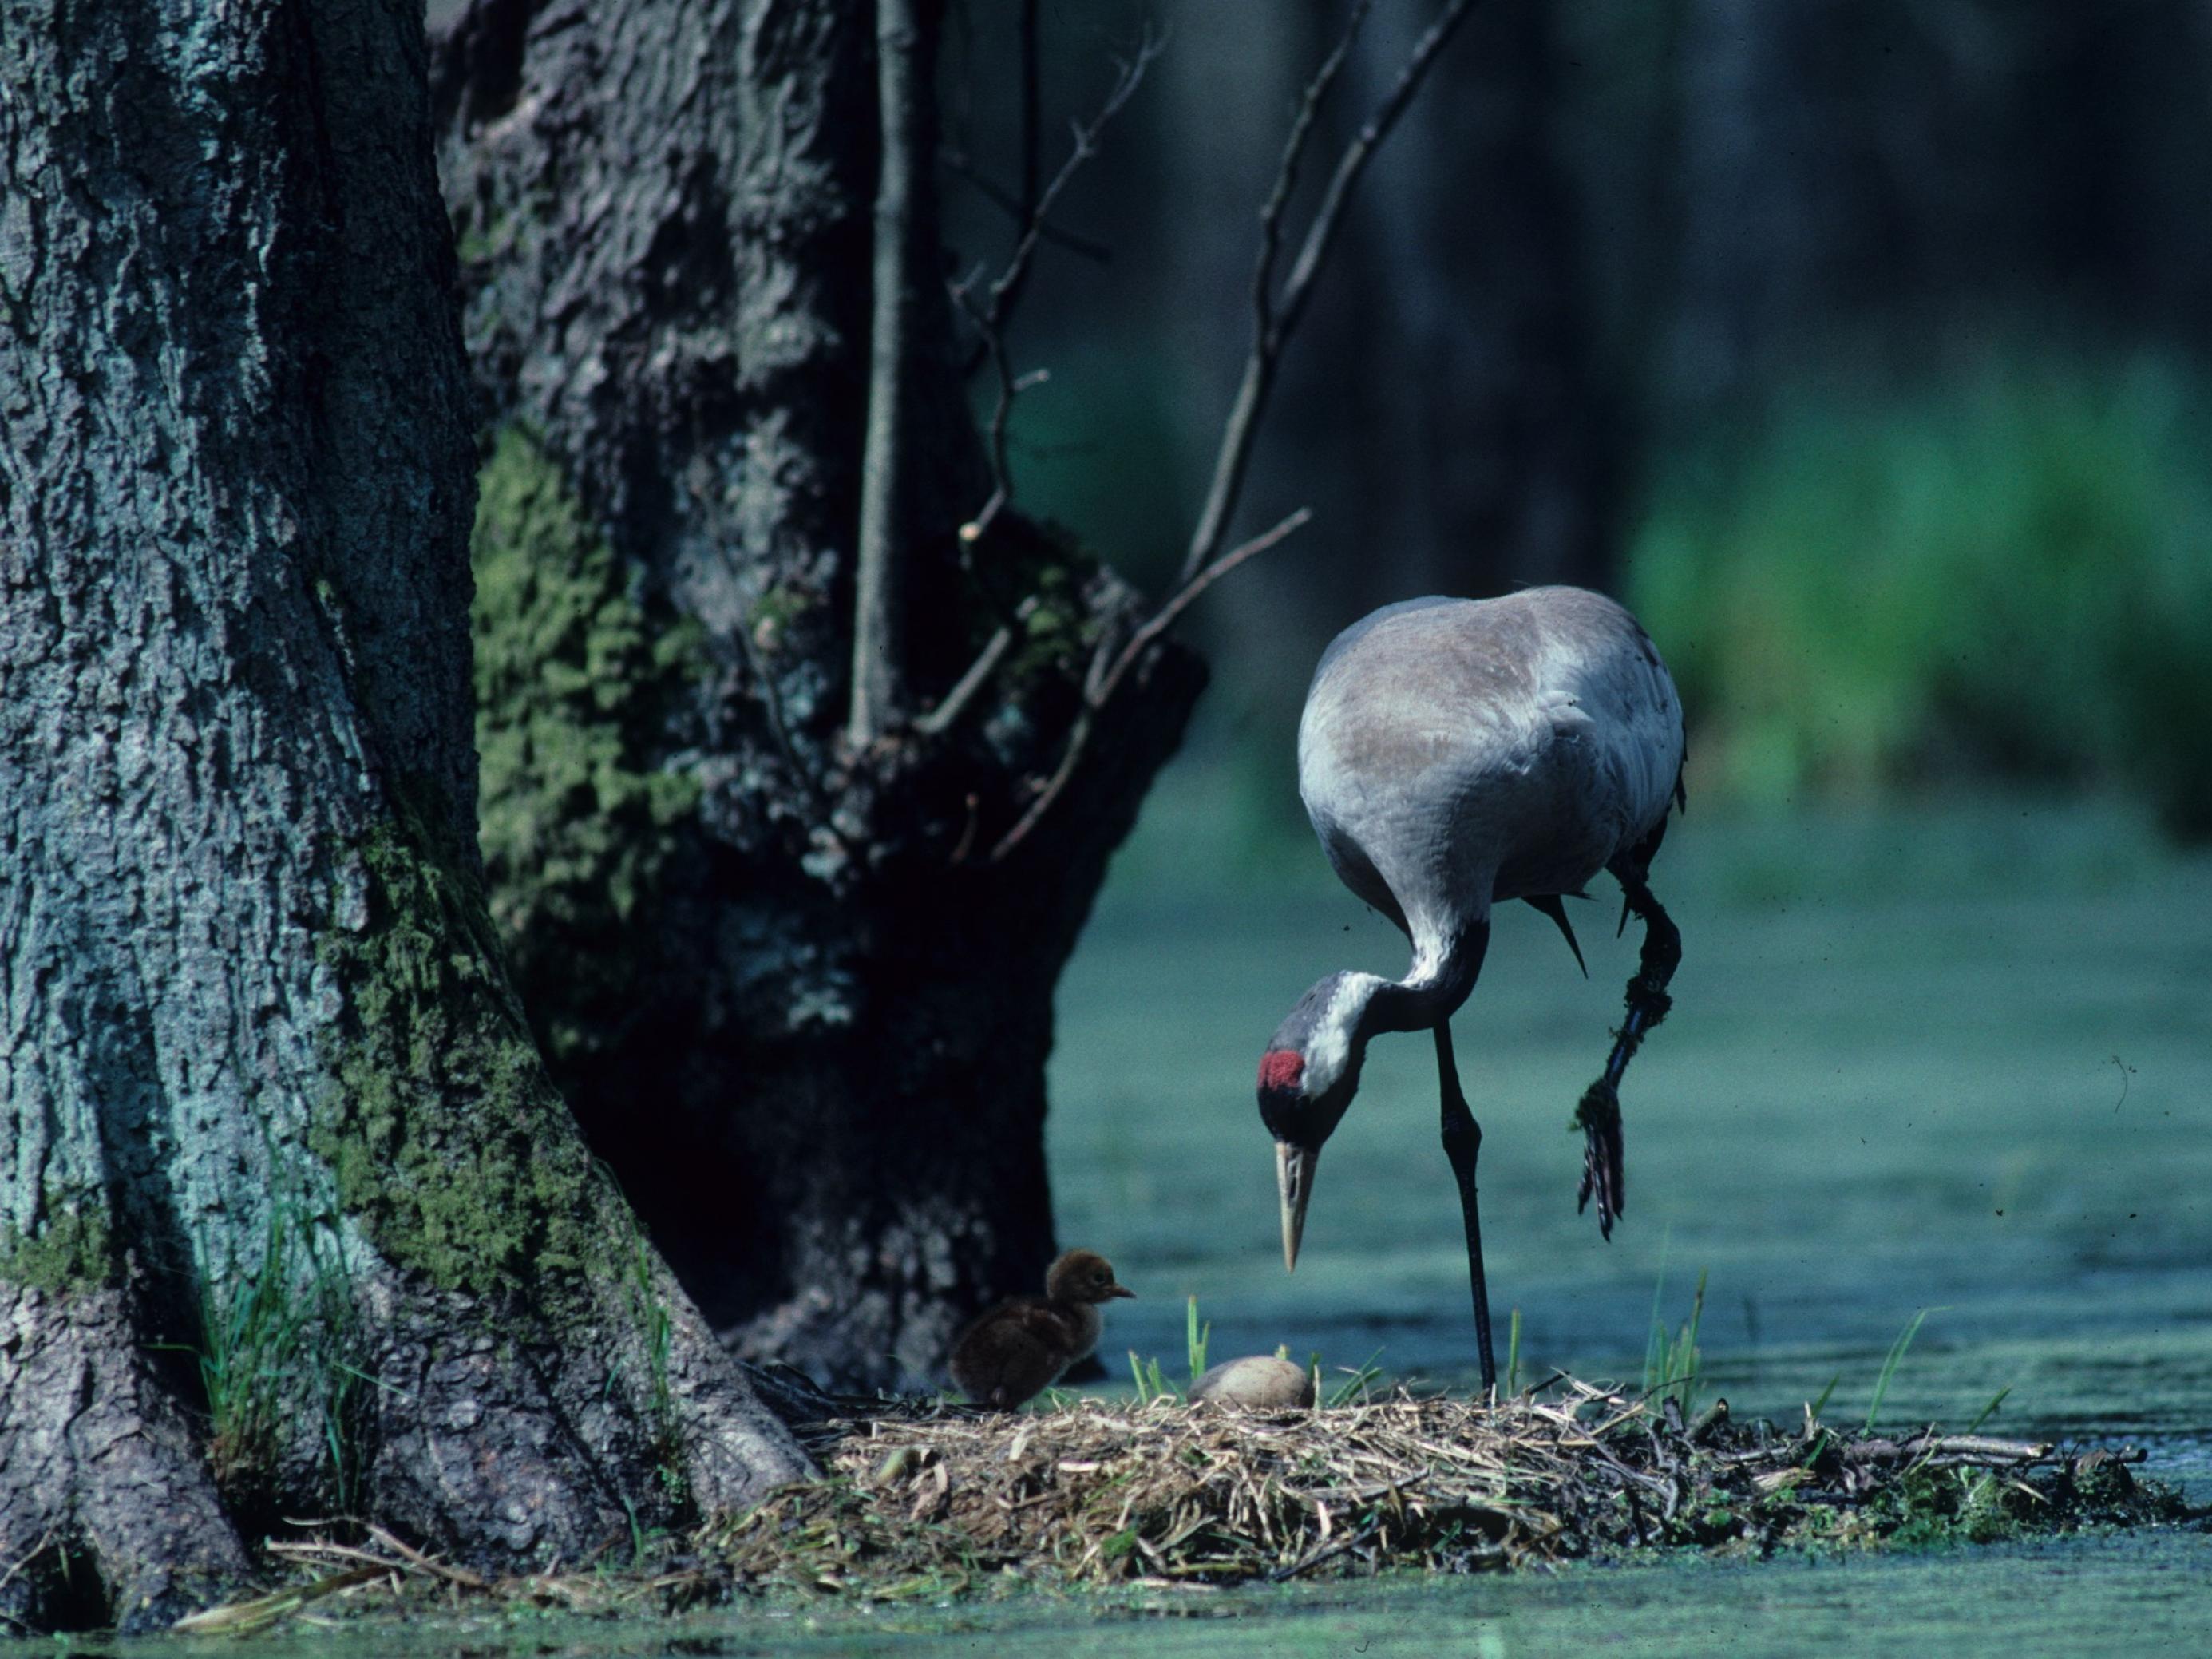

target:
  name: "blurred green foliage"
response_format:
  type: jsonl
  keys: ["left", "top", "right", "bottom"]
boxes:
{"left": 1628, "top": 353, "right": 2212, "bottom": 837}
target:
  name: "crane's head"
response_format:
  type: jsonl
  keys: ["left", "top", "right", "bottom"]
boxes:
{"left": 1256, "top": 971, "right": 1387, "bottom": 1273}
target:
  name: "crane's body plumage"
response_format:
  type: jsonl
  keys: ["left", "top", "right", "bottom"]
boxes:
{"left": 1258, "top": 587, "right": 1688, "bottom": 1394}
{"left": 1299, "top": 589, "right": 1682, "bottom": 949}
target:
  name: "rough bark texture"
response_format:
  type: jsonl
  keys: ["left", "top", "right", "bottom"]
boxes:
{"left": 0, "top": 0, "right": 805, "bottom": 1632}
{"left": 432, "top": 0, "right": 1203, "bottom": 1389}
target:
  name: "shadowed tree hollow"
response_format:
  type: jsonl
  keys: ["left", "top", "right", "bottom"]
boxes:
{"left": 431, "top": 0, "right": 1474, "bottom": 1390}
{"left": 0, "top": 0, "right": 805, "bottom": 1632}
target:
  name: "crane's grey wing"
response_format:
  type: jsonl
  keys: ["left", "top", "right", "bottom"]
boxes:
{"left": 1516, "top": 588, "right": 1684, "bottom": 859}
{"left": 1307, "top": 595, "right": 1462, "bottom": 690}
{"left": 1296, "top": 597, "right": 1552, "bottom": 941}
{"left": 1296, "top": 588, "right": 1684, "bottom": 932}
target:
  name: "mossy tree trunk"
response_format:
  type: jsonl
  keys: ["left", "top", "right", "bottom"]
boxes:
{"left": 0, "top": 0, "right": 806, "bottom": 1633}
{"left": 433, "top": 0, "right": 1203, "bottom": 1389}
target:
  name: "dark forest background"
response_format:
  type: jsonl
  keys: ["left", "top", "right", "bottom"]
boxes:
{"left": 926, "top": 0, "right": 2212, "bottom": 837}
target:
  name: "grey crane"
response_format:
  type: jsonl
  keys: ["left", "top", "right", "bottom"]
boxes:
{"left": 1254, "top": 587, "right": 1687, "bottom": 1393}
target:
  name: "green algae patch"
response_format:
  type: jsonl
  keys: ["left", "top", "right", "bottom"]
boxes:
{"left": 0, "top": 1198, "right": 113, "bottom": 1294}
{"left": 313, "top": 814, "right": 602, "bottom": 1298}
{"left": 469, "top": 424, "right": 701, "bottom": 1072}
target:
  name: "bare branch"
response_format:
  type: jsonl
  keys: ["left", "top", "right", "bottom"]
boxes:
{"left": 1252, "top": 0, "right": 1376, "bottom": 342}
{"left": 1276, "top": 0, "right": 1481, "bottom": 343}
{"left": 980, "top": 2, "right": 1478, "bottom": 857}
{"left": 988, "top": 508, "right": 1312, "bottom": 863}
{"left": 913, "top": 595, "right": 1039, "bottom": 739}
{"left": 914, "top": 625, "right": 1015, "bottom": 740}
{"left": 987, "top": 709, "right": 1098, "bottom": 865}
{"left": 1019, "top": 0, "right": 1042, "bottom": 247}
{"left": 1181, "top": 0, "right": 1479, "bottom": 585}
{"left": 953, "top": 32, "right": 1159, "bottom": 548}
{"left": 977, "top": 31, "right": 1160, "bottom": 346}
{"left": 849, "top": 0, "right": 929, "bottom": 746}
{"left": 944, "top": 153, "right": 1114, "bottom": 263}
{"left": 1088, "top": 507, "right": 1313, "bottom": 707}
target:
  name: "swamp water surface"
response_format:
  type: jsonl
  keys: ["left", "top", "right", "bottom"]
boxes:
{"left": 1057, "top": 798, "right": 2212, "bottom": 1456}
{"left": 29, "top": 801, "right": 2210, "bottom": 1657}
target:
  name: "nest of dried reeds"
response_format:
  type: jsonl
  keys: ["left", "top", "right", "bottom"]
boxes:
{"left": 707, "top": 1381, "right": 2197, "bottom": 1598}
{"left": 175, "top": 1380, "right": 2201, "bottom": 1631}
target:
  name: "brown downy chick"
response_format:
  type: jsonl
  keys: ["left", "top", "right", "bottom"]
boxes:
{"left": 948, "top": 1249, "right": 1134, "bottom": 1408}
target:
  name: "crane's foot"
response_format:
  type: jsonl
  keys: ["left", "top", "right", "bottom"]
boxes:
{"left": 1573, "top": 1079, "right": 1625, "bottom": 1238}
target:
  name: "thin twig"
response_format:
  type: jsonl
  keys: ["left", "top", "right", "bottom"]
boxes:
{"left": 0, "top": 1531, "right": 55, "bottom": 1599}
{"left": 1268, "top": 1520, "right": 1381, "bottom": 1582}
{"left": 917, "top": 626, "right": 1015, "bottom": 741}
{"left": 988, "top": 509, "right": 1312, "bottom": 862}
{"left": 1846, "top": 1433, "right": 2054, "bottom": 1463}
{"left": 1015, "top": 0, "right": 1043, "bottom": 283}
{"left": 986, "top": 707, "right": 1097, "bottom": 864}
{"left": 955, "top": 33, "right": 1161, "bottom": 546}
{"left": 944, "top": 154, "right": 1114, "bottom": 263}
{"left": 1181, "top": 0, "right": 1480, "bottom": 586}
{"left": 365, "top": 1524, "right": 492, "bottom": 1589}
{"left": 914, "top": 596, "right": 1039, "bottom": 738}
{"left": 1253, "top": 0, "right": 1375, "bottom": 339}
{"left": 965, "top": 7, "right": 1474, "bottom": 857}
{"left": 979, "top": 33, "right": 1159, "bottom": 342}
{"left": 1088, "top": 507, "right": 1312, "bottom": 706}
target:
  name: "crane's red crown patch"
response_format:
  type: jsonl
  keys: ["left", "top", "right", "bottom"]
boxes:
{"left": 1258, "top": 1049, "right": 1304, "bottom": 1093}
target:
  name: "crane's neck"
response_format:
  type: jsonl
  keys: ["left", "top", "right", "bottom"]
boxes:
{"left": 1362, "top": 918, "right": 1490, "bottom": 1037}
{"left": 1268, "top": 924, "right": 1493, "bottom": 1112}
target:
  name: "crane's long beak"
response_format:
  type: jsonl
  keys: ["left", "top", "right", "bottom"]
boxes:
{"left": 1276, "top": 1141, "right": 1317, "bottom": 1272}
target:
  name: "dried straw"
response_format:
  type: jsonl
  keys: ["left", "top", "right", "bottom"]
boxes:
{"left": 172, "top": 1381, "right": 2198, "bottom": 1630}
{"left": 704, "top": 1381, "right": 2191, "bottom": 1597}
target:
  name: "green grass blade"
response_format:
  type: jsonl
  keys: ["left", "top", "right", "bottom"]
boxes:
{"left": 1325, "top": 1349, "right": 1385, "bottom": 1408}
{"left": 1675, "top": 1269, "right": 1707, "bottom": 1411}
{"left": 1808, "top": 1373, "right": 1841, "bottom": 1422}
{"left": 1644, "top": 1265, "right": 1707, "bottom": 1411}
{"left": 1185, "top": 1295, "right": 1210, "bottom": 1385}
{"left": 1640, "top": 1235, "right": 1672, "bottom": 1399}
{"left": 1505, "top": 1307, "right": 1522, "bottom": 1399}
{"left": 1866, "top": 1306, "right": 1941, "bottom": 1431}
{"left": 1965, "top": 1385, "right": 2012, "bottom": 1434}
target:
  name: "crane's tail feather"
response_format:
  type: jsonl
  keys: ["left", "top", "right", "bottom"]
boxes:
{"left": 1524, "top": 894, "right": 1588, "bottom": 977}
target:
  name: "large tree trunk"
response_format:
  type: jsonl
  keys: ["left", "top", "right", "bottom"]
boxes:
{"left": 0, "top": 0, "right": 805, "bottom": 1633}
{"left": 431, "top": 0, "right": 1203, "bottom": 1390}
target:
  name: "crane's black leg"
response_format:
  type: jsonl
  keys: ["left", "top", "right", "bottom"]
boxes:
{"left": 1575, "top": 855, "right": 1683, "bottom": 1239}
{"left": 1435, "top": 1020, "right": 1498, "bottom": 1395}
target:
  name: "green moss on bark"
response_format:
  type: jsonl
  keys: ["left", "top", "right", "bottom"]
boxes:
{"left": 0, "top": 1200, "right": 114, "bottom": 1294}
{"left": 313, "top": 815, "right": 603, "bottom": 1297}
{"left": 469, "top": 426, "right": 699, "bottom": 1069}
